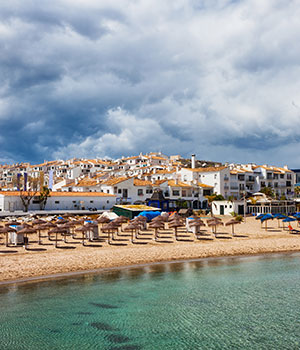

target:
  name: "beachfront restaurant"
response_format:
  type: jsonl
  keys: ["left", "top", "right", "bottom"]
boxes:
{"left": 247, "top": 200, "right": 296, "bottom": 215}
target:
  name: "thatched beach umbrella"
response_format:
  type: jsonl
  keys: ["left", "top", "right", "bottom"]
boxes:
{"left": 49, "top": 226, "right": 67, "bottom": 248}
{"left": 169, "top": 219, "right": 184, "bottom": 239}
{"left": 0, "top": 226, "right": 17, "bottom": 247}
{"left": 150, "top": 221, "right": 165, "bottom": 241}
{"left": 207, "top": 219, "right": 224, "bottom": 235}
{"left": 225, "top": 219, "right": 241, "bottom": 235}
{"left": 32, "top": 219, "right": 47, "bottom": 226}
{"left": 97, "top": 216, "right": 110, "bottom": 224}
{"left": 102, "top": 221, "right": 127, "bottom": 246}
{"left": 75, "top": 226, "right": 88, "bottom": 245}
{"left": 17, "top": 227, "right": 36, "bottom": 250}
{"left": 189, "top": 219, "right": 203, "bottom": 234}
{"left": 55, "top": 218, "right": 69, "bottom": 225}
{"left": 5, "top": 220, "right": 21, "bottom": 227}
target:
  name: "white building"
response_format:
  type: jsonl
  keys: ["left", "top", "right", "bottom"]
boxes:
{"left": 180, "top": 166, "right": 230, "bottom": 198}
{"left": 0, "top": 191, "right": 116, "bottom": 212}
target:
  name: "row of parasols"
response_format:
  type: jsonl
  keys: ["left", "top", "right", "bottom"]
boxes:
{"left": 256, "top": 213, "right": 300, "bottom": 230}
{"left": 0, "top": 213, "right": 244, "bottom": 251}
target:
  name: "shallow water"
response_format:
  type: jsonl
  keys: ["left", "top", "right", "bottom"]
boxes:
{"left": 1, "top": 253, "right": 300, "bottom": 349}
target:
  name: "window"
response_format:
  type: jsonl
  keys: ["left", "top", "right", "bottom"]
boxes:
{"left": 55, "top": 201, "right": 60, "bottom": 204}
{"left": 118, "top": 189, "right": 122, "bottom": 194}
{"left": 172, "top": 190, "right": 180, "bottom": 196}
{"left": 107, "top": 190, "right": 110, "bottom": 194}
{"left": 90, "top": 200, "right": 93, "bottom": 203}
{"left": 107, "top": 200, "right": 109, "bottom": 203}
{"left": 146, "top": 189, "right": 153, "bottom": 194}
{"left": 138, "top": 189, "right": 143, "bottom": 196}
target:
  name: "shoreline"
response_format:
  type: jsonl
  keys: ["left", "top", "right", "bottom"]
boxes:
{"left": 1, "top": 241, "right": 300, "bottom": 287}
{"left": 1, "top": 249, "right": 300, "bottom": 287}
{"left": 1, "top": 217, "right": 300, "bottom": 286}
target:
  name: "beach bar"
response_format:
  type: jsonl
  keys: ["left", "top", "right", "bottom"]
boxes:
{"left": 112, "top": 204, "right": 161, "bottom": 219}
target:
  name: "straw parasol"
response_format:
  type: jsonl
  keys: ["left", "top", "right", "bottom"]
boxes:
{"left": 169, "top": 219, "right": 184, "bottom": 239}
{"left": 5, "top": 220, "right": 21, "bottom": 227}
{"left": 75, "top": 226, "right": 88, "bottom": 245}
{"left": 17, "top": 227, "right": 36, "bottom": 249}
{"left": 0, "top": 226, "right": 17, "bottom": 247}
{"left": 97, "top": 216, "right": 110, "bottom": 224}
{"left": 49, "top": 226, "right": 67, "bottom": 248}
{"left": 189, "top": 219, "right": 204, "bottom": 234}
{"left": 149, "top": 221, "right": 164, "bottom": 240}
{"left": 32, "top": 219, "right": 47, "bottom": 226}
{"left": 55, "top": 218, "right": 69, "bottom": 225}
{"left": 225, "top": 219, "right": 241, "bottom": 235}
{"left": 207, "top": 218, "right": 224, "bottom": 235}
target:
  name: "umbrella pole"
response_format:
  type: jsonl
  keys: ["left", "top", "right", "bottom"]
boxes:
{"left": 55, "top": 232, "right": 58, "bottom": 248}
{"left": 6, "top": 232, "right": 8, "bottom": 247}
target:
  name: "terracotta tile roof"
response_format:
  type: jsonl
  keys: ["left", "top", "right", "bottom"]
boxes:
{"left": 149, "top": 156, "right": 166, "bottom": 160}
{"left": 155, "top": 169, "right": 175, "bottom": 174}
{"left": 133, "top": 179, "right": 153, "bottom": 186}
{"left": 102, "top": 177, "right": 130, "bottom": 186}
{"left": 0, "top": 191, "right": 115, "bottom": 197}
{"left": 197, "top": 183, "right": 214, "bottom": 188}
{"left": 254, "top": 165, "right": 292, "bottom": 173}
{"left": 183, "top": 166, "right": 228, "bottom": 173}
{"left": 154, "top": 179, "right": 168, "bottom": 185}
{"left": 168, "top": 180, "right": 192, "bottom": 188}
{"left": 75, "top": 178, "right": 98, "bottom": 187}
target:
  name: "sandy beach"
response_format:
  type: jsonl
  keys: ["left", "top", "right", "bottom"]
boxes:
{"left": 0, "top": 216, "right": 300, "bottom": 284}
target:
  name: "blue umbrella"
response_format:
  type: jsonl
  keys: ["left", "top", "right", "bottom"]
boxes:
{"left": 260, "top": 214, "right": 273, "bottom": 229}
{"left": 273, "top": 213, "right": 287, "bottom": 227}
{"left": 283, "top": 217, "right": 297, "bottom": 222}
{"left": 255, "top": 214, "right": 265, "bottom": 220}
{"left": 282, "top": 217, "right": 297, "bottom": 230}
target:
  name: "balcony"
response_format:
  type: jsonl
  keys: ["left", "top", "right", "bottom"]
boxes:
{"left": 230, "top": 186, "right": 239, "bottom": 190}
{"left": 224, "top": 176, "right": 229, "bottom": 181}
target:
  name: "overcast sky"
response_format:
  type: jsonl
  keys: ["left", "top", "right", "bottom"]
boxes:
{"left": 1, "top": 0, "right": 300, "bottom": 167}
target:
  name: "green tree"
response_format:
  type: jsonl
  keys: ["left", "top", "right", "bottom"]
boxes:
{"left": 206, "top": 193, "right": 225, "bottom": 216}
{"left": 39, "top": 186, "right": 51, "bottom": 210}
{"left": 260, "top": 186, "right": 275, "bottom": 199}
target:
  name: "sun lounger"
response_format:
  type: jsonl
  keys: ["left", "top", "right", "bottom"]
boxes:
{"left": 288, "top": 225, "right": 300, "bottom": 234}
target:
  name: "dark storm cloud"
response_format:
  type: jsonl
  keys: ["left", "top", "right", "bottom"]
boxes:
{"left": 0, "top": 0, "right": 300, "bottom": 166}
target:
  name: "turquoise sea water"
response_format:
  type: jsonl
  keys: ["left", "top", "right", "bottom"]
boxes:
{"left": 1, "top": 254, "right": 300, "bottom": 350}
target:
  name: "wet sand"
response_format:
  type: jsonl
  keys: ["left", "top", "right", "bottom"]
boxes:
{"left": 0, "top": 216, "right": 299, "bottom": 283}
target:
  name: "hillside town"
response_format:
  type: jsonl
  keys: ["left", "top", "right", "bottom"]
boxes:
{"left": 0, "top": 153, "right": 299, "bottom": 214}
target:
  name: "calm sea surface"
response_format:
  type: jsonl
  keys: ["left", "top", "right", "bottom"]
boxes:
{"left": 1, "top": 253, "right": 300, "bottom": 350}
